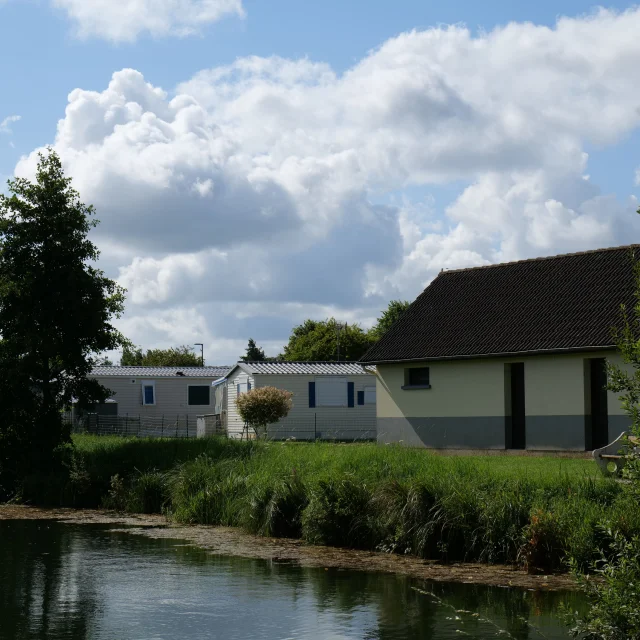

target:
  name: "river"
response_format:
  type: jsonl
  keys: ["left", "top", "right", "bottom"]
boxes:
{"left": 0, "top": 520, "right": 585, "bottom": 639}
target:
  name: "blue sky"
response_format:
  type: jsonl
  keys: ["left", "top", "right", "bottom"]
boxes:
{"left": 1, "top": 0, "right": 640, "bottom": 362}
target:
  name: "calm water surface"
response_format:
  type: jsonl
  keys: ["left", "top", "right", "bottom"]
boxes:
{"left": 0, "top": 520, "right": 585, "bottom": 640}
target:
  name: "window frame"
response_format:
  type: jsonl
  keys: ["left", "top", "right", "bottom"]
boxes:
{"left": 187, "top": 384, "right": 211, "bottom": 407}
{"left": 402, "top": 367, "right": 431, "bottom": 390}
{"left": 315, "top": 376, "right": 348, "bottom": 407}
{"left": 363, "top": 385, "right": 377, "bottom": 404}
{"left": 141, "top": 380, "right": 156, "bottom": 406}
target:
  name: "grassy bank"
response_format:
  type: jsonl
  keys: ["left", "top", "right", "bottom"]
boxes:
{"left": 18, "top": 435, "right": 640, "bottom": 573}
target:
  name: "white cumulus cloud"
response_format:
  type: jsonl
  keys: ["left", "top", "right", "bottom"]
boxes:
{"left": 51, "top": 0, "right": 244, "bottom": 42}
{"left": 0, "top": 115, "right": 21, "bottom": 134}
{"left": 15, "top": 8, "right": 640, "bottom": 362}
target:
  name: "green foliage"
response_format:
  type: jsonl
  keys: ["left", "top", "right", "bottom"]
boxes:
{"left": 243, "top": 473, "right": 308, "bottom": 538}
{"left": 281, "top": 318, "right": 373, "bottom": 361}
{"left": 567, "top": 533, "right": 640, "bottom": 640}
{"left": 235, "top": 386, "right": 294, "bottom": 437}
{"left": 240, "top": 338, "right": 267, "bottom": 362}
{"left": 302, "top": 477, "right": 375, "bottom": 548}
{"left": 0, "top": 149, "right": 126, "bottom": 496}
{"left": 368, "top": 300, "right": 411, "bottom": 341}
{"left": 168, "top": 456, "right": 247, "bottom": 525}
{"left": 121, "top": 344, "right": 202, "bottom": 366}
{"left": 566, "top": 248, "right": 640, "bottom": 638}
{"left": 17, "top": 435, "right": 640, "bottom": 575}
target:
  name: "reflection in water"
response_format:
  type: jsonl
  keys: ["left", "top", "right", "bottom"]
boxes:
{"left": 0, "top": 521, "right": 585, "bottom": 640}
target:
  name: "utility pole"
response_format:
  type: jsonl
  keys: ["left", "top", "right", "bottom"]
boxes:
{"left": 194, "top": 343, "right": 204, "bottom": 366}
{"left": 335, "top": 322, "right": 347, "bottom": 362}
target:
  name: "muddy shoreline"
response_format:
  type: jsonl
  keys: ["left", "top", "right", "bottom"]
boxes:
{"left": 0, "top": 505, "right": 578, "bottom": 591}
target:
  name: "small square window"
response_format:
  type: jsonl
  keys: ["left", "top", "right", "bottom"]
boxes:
{"left": 188, "top": 385, "right": 210, "bottom": 406}
{"left": 403, "top": 367, "right": 430, "bottom": 389}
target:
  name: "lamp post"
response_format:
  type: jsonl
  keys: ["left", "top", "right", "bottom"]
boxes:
{"left": 335, "top": 322, "right": 347, "bottom": 362}
{"left": 194, "top": 343, "right": 204, "bottom": 366}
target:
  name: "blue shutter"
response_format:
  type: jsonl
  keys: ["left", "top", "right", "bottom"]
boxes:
{"left": 357, "top": 390, "right": 364, "bottom": 406}
{"left": 247, "top": 380, "right": 252, "bottom": 391}
{"left": 308, "top": 381, "right": 316, "bottom": 408}
{"left": 348, "top": 382, "right": 355, "bottom": 407}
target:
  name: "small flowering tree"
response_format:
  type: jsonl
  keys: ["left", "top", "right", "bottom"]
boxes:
{"left": 236, "top": 386, "right": 294, "bottom": 439}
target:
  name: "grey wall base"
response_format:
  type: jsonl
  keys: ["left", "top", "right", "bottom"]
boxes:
{"left": 524, "top": 416, "right": 585, "bottom": 451}
{"left": 377, "top": 417, "right": 505, "bottom": 449}
{"left": 378, "top": 415, "right": 626, "bottom": 451}
{"left": 607, "top": 415, "right": 631, "bottom": 443}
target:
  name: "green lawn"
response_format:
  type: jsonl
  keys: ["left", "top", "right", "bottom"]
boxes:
{"left": 71, "top": 434, "right": 598, "bottom": 482}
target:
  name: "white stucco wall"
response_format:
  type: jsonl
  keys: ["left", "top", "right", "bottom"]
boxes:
{"left": 376, "top": 351, "right": 622, "bottom": 419}
{"left": 376, "top": 358, "right": 506, "bottom": 419}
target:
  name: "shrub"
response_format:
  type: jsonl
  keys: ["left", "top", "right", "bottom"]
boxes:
{"left": 236, "top": 386, "right": 293, "bottom": 438}
{"left": 567, "top": 533, "right": 640, "bottom": 640}
{"left": 243, "top": 474, "right": 308, "bottom": 538}
{"left": 168, "top": 457, "right": 246, "bottom": 525}
{"left": 102, "top": 474, "right": 129, "bottom": 511}
{"left": 128, "top": 471, "right": 169, "bottom": 514}
{"left": 302, "top": 477, "right": 375, "bottom": 548}
{"left": 518, "top": 508, "right": 565, "bottom": 573}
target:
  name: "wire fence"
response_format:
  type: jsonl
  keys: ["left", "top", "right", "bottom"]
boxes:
{"left": 64, "top": 412, "right": 377, "bottom": 442}
{"left": 265, "top": 416, "right": 376, "bottom": 442}
{"left": 65, "top": 413, "right": 197, "bottom": 438}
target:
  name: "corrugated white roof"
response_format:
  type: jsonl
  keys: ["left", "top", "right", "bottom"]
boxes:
{"left": 233, "top": 362, "right": 374, "bottom": 375}
{"left": 92, "top": 366, "right": 232, "bottom": 378}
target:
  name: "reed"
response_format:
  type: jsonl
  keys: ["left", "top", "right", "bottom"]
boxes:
{"left": 19, "top": 435, "right": 637, "bottom": 572}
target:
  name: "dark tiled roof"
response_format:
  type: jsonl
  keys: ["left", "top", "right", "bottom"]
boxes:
{"left": 91, "top": 366, "right": 232, "bottom": 378}
{"left": 360, "top": 245, "right": 639, "bottom": 363}
{"left": 233, "top": 362, "right": 374, "bottom": 375}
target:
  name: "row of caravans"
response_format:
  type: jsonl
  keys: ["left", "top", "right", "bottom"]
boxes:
{"left": 89, "top": 362, "right": 377, "bottom": 441}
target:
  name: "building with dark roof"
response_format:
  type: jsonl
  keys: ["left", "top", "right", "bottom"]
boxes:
{"left": 360, "top": 245, "right": 638, "bottom": 451}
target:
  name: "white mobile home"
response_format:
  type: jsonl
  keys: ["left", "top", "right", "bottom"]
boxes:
{"left": 90, "top": 366, "right": 232, "bottom": 426}
{"left": 223, "top": 362, "right": 377, "bottom": 440}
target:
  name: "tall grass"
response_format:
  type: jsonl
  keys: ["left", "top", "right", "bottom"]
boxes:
{"left": 18, "top": 436, "right": 640, "bottom": 572}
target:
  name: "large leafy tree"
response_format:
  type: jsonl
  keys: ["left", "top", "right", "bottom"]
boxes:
{"left": 240, "top": 338, "right": 267, "bottom": 362}
{"left": 281, "top": 318, "right": 373, "bottom": 361}
{"left": 121, "top": 344, "right": 202, "bottom": 366}
{"left": 0, "top": 149, "right": 126, "bottom": 484}
{"left": 369, "top": 300, "right": 411, "bottom": 341}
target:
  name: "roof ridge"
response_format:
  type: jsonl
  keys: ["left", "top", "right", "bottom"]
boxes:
{"left": 241, "top": 360, "right": 363, "bottom": 364}
{"left": 95, "top": 365, "right": 232, "bottom": 369}
{"left": 439, "top": 244, "right": 640, "bottom": 276}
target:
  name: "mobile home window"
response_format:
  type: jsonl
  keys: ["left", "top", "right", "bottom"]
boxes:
{"left": 403, "top": 367, "right": 430, "bottom": 389}
{"left": 364, "top": 385, "right": 376, "bottom": 404}
{"left": 141, "top": 381, "right": 156, "bottom": 405}
{"left": 316, "top": 377, "right": 348, "bottom": 406}
{"left": 188, "top": 385, "right": 210, "bottom": 406}
{"left": 236, "top": 380, "right": 251, "bottom": 396}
